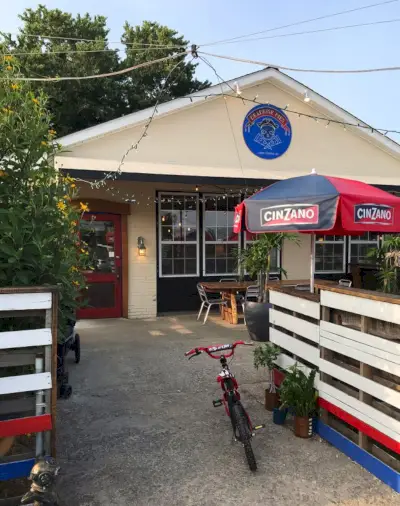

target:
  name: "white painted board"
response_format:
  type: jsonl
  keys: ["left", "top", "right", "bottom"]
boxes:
{"left": 270, "top": 290, "right": 320, "bottom": 319}
{"left": 0, "top": 292, "right": 52, "bottom": 311}
{"left": 0, "top": 328, "right": 52, "bottom": 350}
{"left": 270, "top": 309, "right": 319, "bottom": 343}
{"left": 0, "top": 372, "right": 52, "bottom": 395}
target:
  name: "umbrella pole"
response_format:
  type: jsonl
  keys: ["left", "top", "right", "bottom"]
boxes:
{"left": 310, "top": 233, "right": 315, "bottom": 293}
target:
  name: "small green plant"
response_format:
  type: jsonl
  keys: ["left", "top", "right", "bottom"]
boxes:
{"left": 279, "top": 364, "right": 317, "bottom": 418}
{"left": 368, "top": 235, "right": 400, "bottom": 294}
{"left": 235, "top": 233, "right": 300, "bottom": 302}
{"left": 253, "top": 343, "right": 281, "bottom": 393}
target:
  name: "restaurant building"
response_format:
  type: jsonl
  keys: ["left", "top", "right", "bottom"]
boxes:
{"left": 56, "top": 67, "right": 400, "bottom": 319}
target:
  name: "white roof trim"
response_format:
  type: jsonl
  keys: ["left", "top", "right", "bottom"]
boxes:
{"left": 58, "top": 67, "right": 400, "bottom": 159}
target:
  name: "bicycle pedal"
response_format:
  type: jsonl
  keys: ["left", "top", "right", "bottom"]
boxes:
{"left": 253, "top": 424, "right": 265, "bottom": 431}
{"left": 212, "top": 399, "right": 223, "bottom": 407}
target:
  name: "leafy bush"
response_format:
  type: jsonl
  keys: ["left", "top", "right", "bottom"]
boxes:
{"left": 0, "top": 56, "right": 91, "bottom": 339}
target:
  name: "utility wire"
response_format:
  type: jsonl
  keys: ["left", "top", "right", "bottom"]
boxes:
{"left": 0, "top": 51, "right": 188, "bottom": 81}
{"left": 203, "top": 18, "right": 400, "bottom": 46}
{"left": 2, "top": 31, "right": 186, "bottom": 48}
{"left": 3, "top": 46, "right": 180, "bottom": 57}
{"left": 201, "top": 0, "right": 399, "bottom": 46}
{"left": 198, "top": 50, "right": 400, "bottom": 74}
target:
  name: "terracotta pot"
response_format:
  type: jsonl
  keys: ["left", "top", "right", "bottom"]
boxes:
{"left": 265, "top": 390, "right": 280, "bottom": 411}
{"left": 294, "top": 416, "right": 313, "bottom": 438}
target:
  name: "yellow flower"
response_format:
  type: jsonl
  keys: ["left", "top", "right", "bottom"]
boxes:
{"left": 48, "top": 129, "right": 57, "bottom": 136}
{"left": 6, "top": 65, "right": 12, "bottom": 71}
{"left": 81, "top": 248, "right": 86, "bottom": 254}
{"left": 63, "top": 194, "right": 71, "bottom": 201}
{"left": 70, "top": 266, "right": 79, "bottom": 272}
{"left": 57, "top": 201, "right": 66, "bottom": 211}
{"left": 4, "top": 55, "right": 13, "bottom": 62}
{"left": 11, "top": 83, "right": 19, "bottom": 91}
{"left": 2, "top": 107, "right": 12, "bottom": 114}
{"left": 41, "top": 141, "right": 47, "bottom": 147}
{"left": 85, "top": 251, "right": 89, "bottom": 255}
{"left": 0, "top": 170, "right": 6, "bottom": 177}
{"left": 71, "top": 183, "right": 76, "bottom": 188}
{"left": 71, "top": 220, "right": 77, "bottom": 226}
{"left": 80, "top": 202, "right": 89, "bottom": 212}
{"left": 32, "top": 98, "right": 39, "bottom": 105}
{"left": 73, "top": 280, "right": 80, "bottom": 287}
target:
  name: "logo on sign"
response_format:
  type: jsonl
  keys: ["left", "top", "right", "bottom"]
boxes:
{"left": 243, "top": 104, "right": 292, "bottom": 160}
{"left": 261, "top": 204, "right": 319, "bottom": 227}
{"left": 354, "top": 204, "right": 394, "bottom": 225}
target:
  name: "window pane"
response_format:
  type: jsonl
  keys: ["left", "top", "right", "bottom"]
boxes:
{"left": 162, "top": 245, "right": 173, "bottom": 259}
{"left": 216, "top": 259, "right": 226, "bottom": 273}
{"left": 205, "top": 227, "right": 217, "bottom": 241}
{"left": 206, "top": 259, "right": 216, "bottom": 274}
{"left": 162, "top": 227, "right": 173, "bottom": 241}
{"left": 173, "top": 244, "right": 185, "bottom": 258}
{"left": 315, "top": 237, "right": 344, "bottom": 272}
{"left": 185, "top": 259, "right": 197, "bottom": 275}
{"left": 185, "top": 245, "right": 197, "bottom": 258}
{"left": 215, "top": 244, "right": 227, "bottom": 258}
{"left": 227, "top": 258, "right": 236, "bottom": 274}
{"left": 174, "top": 259, "right": 185, "bottom": 275}
{"left": 162, "top": 259, "right": 173, "bottom": 275}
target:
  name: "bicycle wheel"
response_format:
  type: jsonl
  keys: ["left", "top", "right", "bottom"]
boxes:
{"left": 231, "top": 403, "right": 257, "bottom": 472}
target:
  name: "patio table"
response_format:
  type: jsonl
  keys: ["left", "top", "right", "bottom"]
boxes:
{"left": 200, "top": 279, "right": 333, "bottom": 324}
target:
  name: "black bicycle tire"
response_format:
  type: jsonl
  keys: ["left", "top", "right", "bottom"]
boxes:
{"left": 232, "top": 403, "right": 257, "bottom": 471}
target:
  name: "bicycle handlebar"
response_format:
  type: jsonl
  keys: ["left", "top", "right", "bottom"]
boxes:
{"left": 185, "top": 340, "right": 253, "bottom": 360}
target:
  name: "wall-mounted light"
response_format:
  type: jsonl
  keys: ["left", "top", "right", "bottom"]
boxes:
{"left": 137, "top": 236, "right": 146, "bottom": 256}
{"left": 303, "top": 91, "right": 311, "bottom": 103}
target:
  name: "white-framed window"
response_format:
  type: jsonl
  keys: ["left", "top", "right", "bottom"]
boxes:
{"left": 203, "top": 195, "right": 240, "bottom": 276}
{"left": 348, "top": 232, "right": 379, "bottom": 265}
{"left": 158, "top": 193, "right": 199, "bottom": 277}
{"left": 244, "top": 232, "right": 280, "bottom": 274}
{"left": 315, "top": 235, "right": 346, "bottom": 273}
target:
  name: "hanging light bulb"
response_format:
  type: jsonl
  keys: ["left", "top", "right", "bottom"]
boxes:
{"left": 303, "top": 91, "right": 311, "bottom": 103}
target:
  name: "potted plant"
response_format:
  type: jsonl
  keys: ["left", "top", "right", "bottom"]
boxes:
{"left": 236, "top": 233, "right": 299, "bottom": 341}
{"left": 368, "top": 235, "right": 400, "bottom": 294}
{"left": 253, "top": 343, "right": 281, "bottom": 411}
{"left": 279, "top": 364, "right": 317, "bottom": 438}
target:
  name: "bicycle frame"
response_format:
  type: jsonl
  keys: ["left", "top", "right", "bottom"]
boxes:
{"left": 217, "top": 354, "right": 254, "bottom": 434}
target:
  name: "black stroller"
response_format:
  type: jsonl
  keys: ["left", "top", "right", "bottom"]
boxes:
{"left": 57, "top": 318, "right": 81, "bottom": 399}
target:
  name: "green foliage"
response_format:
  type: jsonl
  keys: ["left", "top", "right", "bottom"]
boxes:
{"left": 1, "top": 6, "right": 210, "bottom": 136}
{"left": 235, "top": 233, "right": 300, "bottom": 300}
{"left": 368, "top": 235, "right": 400, "bottom": 294}
{"left": 253, "top": 343, "right": 281, "bottom": 371}
{"left": 279, "top": 364, "right": 317, "bottom": 418}
{"left": 0, "top": 58, "right": 91, "bottom": 339}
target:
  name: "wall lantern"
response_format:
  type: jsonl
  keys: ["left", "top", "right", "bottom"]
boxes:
{"left": 137, "top": 236, "right": 146, "bottom": 256}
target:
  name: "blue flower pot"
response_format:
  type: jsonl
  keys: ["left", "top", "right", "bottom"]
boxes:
{"left": 273, "top": 407, "right": 288, "bottom": 425}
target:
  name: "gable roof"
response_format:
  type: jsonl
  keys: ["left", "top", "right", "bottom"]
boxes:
{"left": 58, "top": 67, "right": 400, "bottom": 160}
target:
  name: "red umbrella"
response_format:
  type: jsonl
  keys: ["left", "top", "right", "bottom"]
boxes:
{"left": 234, "top": 170, "right": 400, "bottom": 291}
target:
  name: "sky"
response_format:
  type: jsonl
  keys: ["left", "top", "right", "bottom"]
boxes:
{"left": 3, "top": 0, "right": 400, "bottom": 139}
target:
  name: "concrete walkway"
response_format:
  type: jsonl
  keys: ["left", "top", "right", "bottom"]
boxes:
{"left": 57, "top": 316, "right": 398, "bottom": 505}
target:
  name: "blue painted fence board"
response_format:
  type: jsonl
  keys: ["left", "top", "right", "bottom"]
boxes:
{"left": 317, "top": 421, "right": 400, "bottom": 493}
{"left": 0, "top": 458, "right": 35, "bottom": 481}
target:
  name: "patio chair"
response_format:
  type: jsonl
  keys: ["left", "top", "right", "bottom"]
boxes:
{"left": 268, "top": 276, "right": 279, "bottom": 281}
{"left": 197, "top": 283, "right": 227, "bottom": 324}
{"left": 242, "top": 285, "right": 259, "bottom": 324}
{"left": 338, "top": 278, "right": 352, "bottom": 287}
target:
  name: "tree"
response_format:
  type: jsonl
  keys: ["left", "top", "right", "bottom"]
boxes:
{"left": 1, "top": 5, "right": 210, "bottom": 136}
{"left": 0, "top": 55, "right": 91, "bottom": 336}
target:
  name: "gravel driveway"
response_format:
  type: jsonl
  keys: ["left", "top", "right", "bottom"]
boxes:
{"left": 57, "top": 316, "right": 399, "bottom": 505}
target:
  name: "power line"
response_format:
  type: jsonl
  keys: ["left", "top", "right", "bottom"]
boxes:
{"left": 203, "top": 18, "right": 400, "bottom": 46}
{"left": 3, "top": 46, "right": 180, "bottom": 57}
{"left": 0, "top": 51, "right": 188, "bottom": 81}
{"left": 201, "top": 0, "right": 399, "bottom": 46}
{"left": 2, "top": 31, "right": 186, "bottom": 49}
{"left": 198, "top": 50, "right": 400, "bottom": 74}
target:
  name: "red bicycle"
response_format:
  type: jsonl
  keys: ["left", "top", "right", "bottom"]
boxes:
{"left": 185, "top": 340, "right": 264, "bottom": 471}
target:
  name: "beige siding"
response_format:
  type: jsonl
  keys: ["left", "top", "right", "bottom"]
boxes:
{"left": 57, "top": 80, "right": 400, "bottom": 185}
{"left": 282, "top": 235, "right": 311, "bottom": 280}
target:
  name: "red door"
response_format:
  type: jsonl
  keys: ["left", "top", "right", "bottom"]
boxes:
{"left": 77, "top": 213, "right": 122, "bottom": 319}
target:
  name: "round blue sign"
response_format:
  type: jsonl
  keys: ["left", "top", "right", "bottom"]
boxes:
{"left": 243, "top": 104, "right": 292, "bottom": 160}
